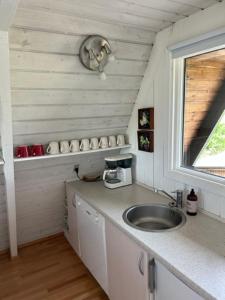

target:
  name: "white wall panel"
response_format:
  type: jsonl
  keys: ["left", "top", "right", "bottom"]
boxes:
{"left": 10, "top": 51, "right": 147, "bottom": 76}
{"left": 127, "top": 1, "right": 225, "bottom": 220}
{"left": 9, "top": 1, "right": 149, "bottom": 148}
{"left": 0, "top": 173, "right": 8, "bottom": 251}
{"left": 13, "top": 7, "right": 155, "bottom": 44}
{"left": 6, "top": 0, "right": 153, "bottom": 249}
{"left": 11, "top": 72, "right": 142, "bottom": 90}
{"left": 12, "top": 104, "right": 133, "bottom": 121}
{"left": 13, "top": 116, "right": 130, "bottom": 135}
{"left": 9, "top": 0, "right": 153, "bottom": 148}
{"left": 3, "top": 0, "right": 219, "bottom": 250}
{"left": 14, "top": 150, "right": 118, "bottom": 245}
{"left": 13, "top": 129, "right": 127, "bottom": 146}
{"left": 0, "top": 0, "right": 19, "bottom": 31}
{"left": 11, "top": 90, "right": 137, "bottom": 105}
{"left": 9, "top": 28, "right": 152, "bottom": 61}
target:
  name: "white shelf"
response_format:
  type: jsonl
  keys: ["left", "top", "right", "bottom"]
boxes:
{"left": 14, "top": 144, "right": 131, "bottom": 163}
{"left": 0, "top": 159, "right": 4, "bottom": 165}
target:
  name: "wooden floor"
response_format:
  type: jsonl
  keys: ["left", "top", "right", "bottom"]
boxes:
{"left": 0, "top": 235, "right": 109, "bottom": 300}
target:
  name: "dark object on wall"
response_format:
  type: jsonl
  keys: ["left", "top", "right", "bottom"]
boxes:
{"left": 137, "top": 131, "right": 154, "bottom": 152}
{"left": 138, "top": 107, "right": 154, "bottom": 130}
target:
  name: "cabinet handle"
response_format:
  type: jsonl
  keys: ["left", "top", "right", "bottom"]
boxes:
{"left": 138, "top": 252, "right": 144, "bottom": 276}
{"left": 149, "top": 259, "right": 155, "bottom": 294}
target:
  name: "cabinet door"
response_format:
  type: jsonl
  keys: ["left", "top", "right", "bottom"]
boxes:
{"left": 106, "top": 221, "right": 149, "bottom": 300}
{"left": 155, "top": 260, "right": 204, "bottom": 300}
{"left": 66, "top": 187, "right": 80, "bottom": 255}
{"left": 77, "top": 197, "right": 108, "bottom": 294}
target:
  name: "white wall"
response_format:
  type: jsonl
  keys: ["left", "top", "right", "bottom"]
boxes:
{"left": 0, "top": 0, "right": 155, "bottom": 251}
{"left": 0, "top": 167, "right": 8, "bottom": 250}
{"left": 0, "top": 0, "right": 223, "bottom": 251}
{"left": 14, "top": 151, "right": 120, "bottom": 246}
{"left": 0, "top": 150, "right": 122, "bottom": 250}
{"left": 127, "top": 1, "right": 225, "bottom": 220}
{"left": 9, "top": 0, "right": 154, "bottom": 146}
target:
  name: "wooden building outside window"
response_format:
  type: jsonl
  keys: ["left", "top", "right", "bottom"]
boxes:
{"left": 182, "top": 48, "right": 225, "bottom": 178}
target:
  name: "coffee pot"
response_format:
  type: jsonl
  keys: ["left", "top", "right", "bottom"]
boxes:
{"left": 103, "top": 154, "right": 133, "bottom": 189}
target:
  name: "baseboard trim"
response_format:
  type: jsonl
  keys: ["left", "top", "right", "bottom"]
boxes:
{"left": 0, "top": 232, "right": 64, "bottom": 257}
{"left": 18, "top": 232, "right": 64, "bottom": 249}
{"left": 0, "top": 248, "right": 10, "bottom": 256}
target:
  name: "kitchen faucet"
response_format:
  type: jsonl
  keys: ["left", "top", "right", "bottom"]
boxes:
{"left": 154, "top": 188, "right": 183, "bottom": 208}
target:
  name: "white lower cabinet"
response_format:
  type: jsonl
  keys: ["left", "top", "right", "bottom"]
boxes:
{"left": 106, "top": 220, "right": 150, "bottom": 300}
{"left": 105, "top": 220, "right": 204, "bottom": 300}
{"left": 76, "top": 196, "right": 108, "bottom": 294}
{"left": 65, "top": 187, "right": 108, "bottom": 294}
{"left": 154, "top": 260, "right": 204, "bottom": 300}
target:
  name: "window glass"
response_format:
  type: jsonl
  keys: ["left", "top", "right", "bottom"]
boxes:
{"left": 182, "top": 48, "right": 225, "bottom": 178}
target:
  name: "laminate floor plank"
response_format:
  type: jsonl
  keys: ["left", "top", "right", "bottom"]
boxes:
{"left": 0, "top": 235, "right": 109, "bottom": 300}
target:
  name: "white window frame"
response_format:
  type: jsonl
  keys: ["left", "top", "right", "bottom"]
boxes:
{"left": 165, "top": 28, "right": 225, "bottom": 197}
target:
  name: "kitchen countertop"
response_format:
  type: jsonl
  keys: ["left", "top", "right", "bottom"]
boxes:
{"left": 67, "top": 181, "right": 225, "bottom": 300}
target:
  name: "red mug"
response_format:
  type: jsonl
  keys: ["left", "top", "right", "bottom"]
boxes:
{"left": 15, "top": 145, "right": 30, "bottom": 158}
{"left": 30, "top": 144, "right": 44, "bottom": 156}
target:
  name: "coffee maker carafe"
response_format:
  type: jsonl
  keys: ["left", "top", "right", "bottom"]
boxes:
{"left": 103, "top": 154, "right": 132, "bottom": 189}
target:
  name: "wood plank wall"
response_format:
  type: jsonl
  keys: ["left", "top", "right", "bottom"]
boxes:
{"left": 0, "top": 0, "right": 154, "bottom": 250}
{"left": 9, "top": 1, "right": 154, "bottom": 146}
{"left": 0, "top": 150, "right": 121, "bottom": 250}
{"left": 14, "top": 151, "right": 117, "bottom": 247}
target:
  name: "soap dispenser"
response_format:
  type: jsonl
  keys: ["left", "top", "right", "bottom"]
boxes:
{"left": 186, "top": 189, "right": 198, "bottom": 216}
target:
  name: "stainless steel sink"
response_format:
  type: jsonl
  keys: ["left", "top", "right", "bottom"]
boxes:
{"left": 123, "top": 204, "right": 186, "bottom": 232}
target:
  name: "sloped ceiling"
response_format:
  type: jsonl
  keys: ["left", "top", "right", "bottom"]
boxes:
{"left": 9, "top": 0, "right": 220, "bottom": 145}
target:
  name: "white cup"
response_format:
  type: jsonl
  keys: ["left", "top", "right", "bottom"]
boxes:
{"left": 60, "top": 140, "right": 70, "bottom": 154}
{"left": 90, "top": 137, "right": 99, "bottom": 150}
{"left": 117, "top": 134, "right": 125, "bottom": 146}
{"left": 99, "top": 136, "right": 108, "bottom": 149}
{"left": 80, "top": 138, "right": 90, "bottom": 151}
{"left": 47, "top": 141, "right": 59, "bottom": 155}
{"left": 109, "top": 135, "right": 117, "bottom": 148}
{"left": 70, "top": 140, "right": 80, "bottom": 153}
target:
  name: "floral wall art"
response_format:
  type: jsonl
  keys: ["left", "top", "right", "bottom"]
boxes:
{"left": 137, "top": 108, "right": 154, "bottom": 152}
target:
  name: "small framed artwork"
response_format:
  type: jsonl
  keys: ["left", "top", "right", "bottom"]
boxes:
{"left": 138, "top": 107, "right": 154, "bottom": 130}
{"left": 137, "top": 131, "right": 154, "bottom": 152}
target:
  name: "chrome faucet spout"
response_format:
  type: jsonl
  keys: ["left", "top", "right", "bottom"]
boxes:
{"left": 154, "top": 188, "right": 183, "bottom": 208}
{"left": 154, "top": 188, "right": 176, "bottom": 202}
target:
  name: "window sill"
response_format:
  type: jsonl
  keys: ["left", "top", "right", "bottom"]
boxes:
{"left": 165, "top": 166, "right": 225, "bottom": 197}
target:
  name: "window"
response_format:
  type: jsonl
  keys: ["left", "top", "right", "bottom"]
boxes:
{"left": 182, "top": 48, "right": 225, "bottom": 179}
{"left": 166, "top": 29, "right": 225, "bottom": 195}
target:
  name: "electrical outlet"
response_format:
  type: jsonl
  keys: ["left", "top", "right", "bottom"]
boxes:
{"left": 73, "top": 164, "right": 79, "bottom": 172}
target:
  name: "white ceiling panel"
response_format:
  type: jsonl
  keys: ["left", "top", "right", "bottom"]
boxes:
{"left": 18, "top": 0, "right": 221, "bottom": 32}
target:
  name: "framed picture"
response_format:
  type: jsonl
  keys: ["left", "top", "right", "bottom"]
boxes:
{"left": 137, "top": 131, "right": 154, "bottom": 152}
{"left": 138, "top": 107, "right": 154, "bottom": 130}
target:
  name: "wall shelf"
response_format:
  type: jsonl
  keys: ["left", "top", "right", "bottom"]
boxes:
{"left": 14, "top": 144, "right": 131, "bottom": 163}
